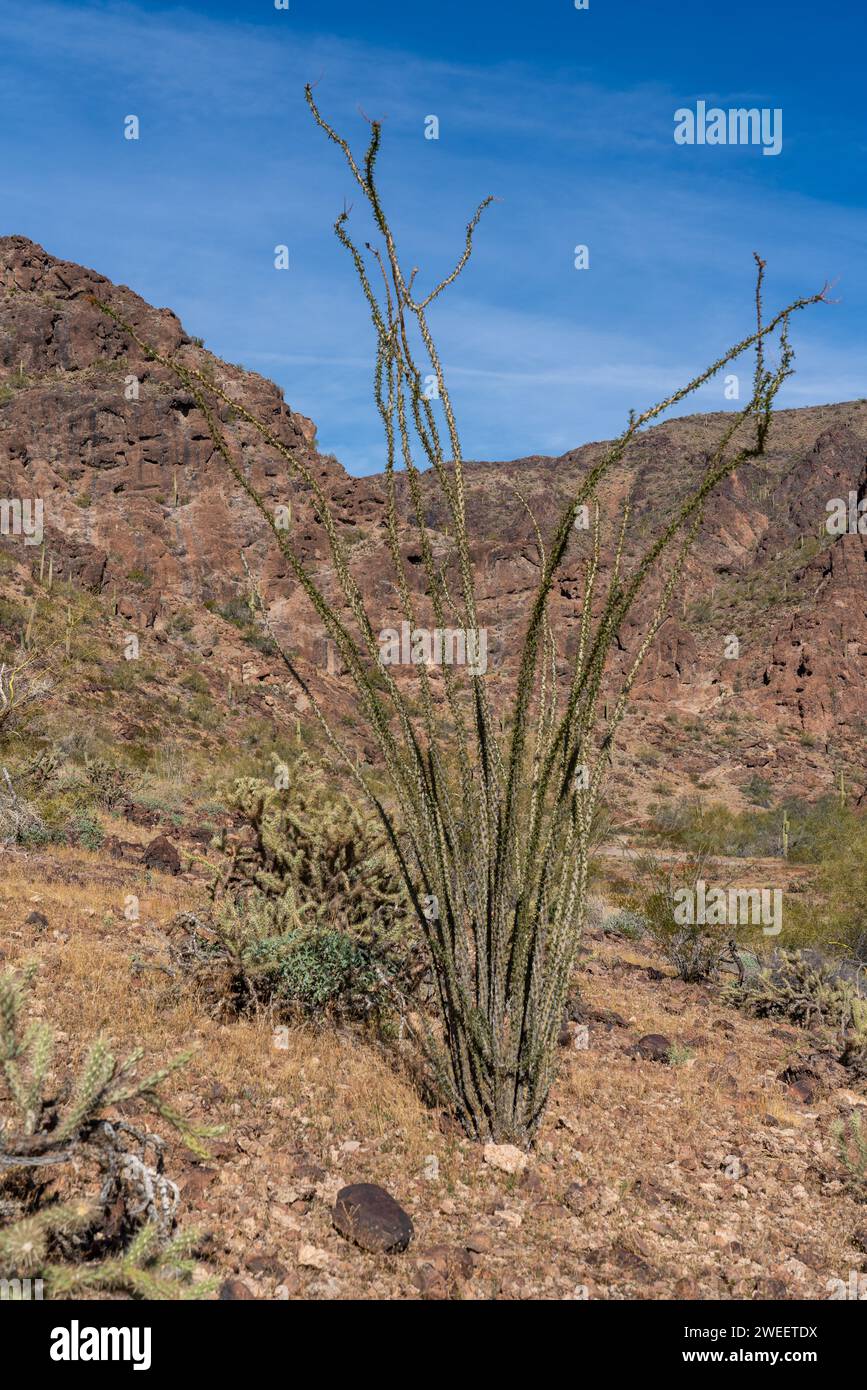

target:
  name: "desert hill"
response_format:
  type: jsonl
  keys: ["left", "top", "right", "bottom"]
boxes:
{"left": 2, "top": 234, "right": 866, "bottom": 818}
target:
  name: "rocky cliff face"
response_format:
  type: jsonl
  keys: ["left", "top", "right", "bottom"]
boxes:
{"left": 2, "top": 235, "right": 865, "bottom": 811}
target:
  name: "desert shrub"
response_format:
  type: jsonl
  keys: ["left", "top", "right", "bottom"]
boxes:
{"left": 247, "top": 927, "right": 387, "bottom": 1019}
{"left": 1, "top": 762, "right": 110, "bottom": 849}
{"left": 835, "top": 1111, "right": 867, "bottom": 1201}
{"left": 84, "top": 755, "right": 138, "bottom": 811}
{"left": 742, "top": 774, "right": 773, "bottom": 808}
{"left": 603, "top": 908, "right": 646, "bottom": 940}
{"left": 174, "top": 892, "right": 423, "bottom": 1027}
{"left": 635, "top": 852, "right": 734, "bottom": 981}
{"left": 96, "top": 92, "right": 825, "bottom": 1142}
{"left": 797, "top": 813, "right": 867, "bottom": 960}
{"left": 125, "top": 568, "right": 151, "bottom": 588}
{"left": 647, "top": 793, "right": 852, "bottom": 864}
{"left": 0, "top": 767, "right": 48, "bottom": 845}
{"left": 70, "top": 811, "right": 104, "bottom": 851}
{"left": 181, "top": 670, "right": 209, "bottom": 695}
{"left": 0, "top": 963, "right": 219, "bottom": 1299}
{"left": 723, "top": 949, "right": 862, "bottom": 1035}
{"left": 0, "top": 650, "right": 53, "bottom": 738}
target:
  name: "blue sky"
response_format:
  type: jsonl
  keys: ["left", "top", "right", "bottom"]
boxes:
{"left": 1, "top": 0, "right": 864, "bottom": 474}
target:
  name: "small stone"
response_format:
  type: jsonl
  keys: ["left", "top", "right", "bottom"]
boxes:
{"left": 754, "top": 1276, "right": 787, "bottom": 1298}
{"left": 24, "top": 910, "right": 49, "bottom": 928}
{"left": 720, "top": 1154, "right": 749, "bottom": 1180}
{"left": 245, "top": 1253, "right": 287, "bottom": 1278}
{"left": 496, "top": 1208, "right": 523, "bottom": 1229}
{"left": 788, "top": 1077, "right": 820, "bottom": 1105}
{"left": 297, "top": 1244, "right": 330, "bottom": 1270}
{"left": 332, "top": 1183, "right": 414, "bottom": 1254}
{"left": 412, "top": 1244, "right": 473, "bottom": 1298}
{"left": 559, "top": 1021, "right": 590, "bottom": 1050}
{"left": 219, "top": 1279, "right": 256, "bottom": 1300}
{"left": 482, "top": 1142, "right": 528, "bottom": 1175}
{"left": 564, "top": 1181, "right": 598, "bottom": 1215}
{"left": 422, "top": 1154, "right": 440, "bottom": 1182}
{"left": 180, "top": 1167, "right": 218, "bottom": 1202}
{"left": 834, "top": 1089, "right": 867, "bottom": 1110}
{"left": 631, "top": 1033, "right": 673, "bottom": 1063}
{"left": 465, "top": 1230, "right": 493, "bottom": 1254}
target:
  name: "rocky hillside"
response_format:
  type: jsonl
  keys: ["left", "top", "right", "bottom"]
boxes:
{"left": 2, "top": 235, "right": 866, "bottom": 815}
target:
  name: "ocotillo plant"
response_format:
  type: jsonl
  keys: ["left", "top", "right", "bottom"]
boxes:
{"left": 95, "top": 90, "right": 827, "bottom": 1143}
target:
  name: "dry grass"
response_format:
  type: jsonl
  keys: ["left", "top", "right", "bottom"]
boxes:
{"left": 2, "top": 838, "right": 865, "bottom": 1300}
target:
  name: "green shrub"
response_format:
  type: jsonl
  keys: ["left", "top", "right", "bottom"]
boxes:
{"left": 181, "top": 670, "right": 209, "bottom": 695}
{"left": 71, "top": 812, "right": 104, "bottom": 851}
{"left": 603, "top": 908, "right": 646, "bottom": 940}
{"left": 647, "top": 793, "right": 853, "bottom": 864}
{"left": 635, "top": 851, "right": 733, "bottom": 981}
{"left": 249, "top": 929, "right": 384, "bottom": 1018}
{"left": 175, "top": 891, "right": 422, "bottom": 1026}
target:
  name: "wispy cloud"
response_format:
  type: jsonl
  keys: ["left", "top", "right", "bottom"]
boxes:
{"left": 1, "top": 0, "right": 863, "bottom": 474}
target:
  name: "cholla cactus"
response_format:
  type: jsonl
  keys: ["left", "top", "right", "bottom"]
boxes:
{"left": 83, "top": 756, "right": 138, "bottom": 812}
{"left": 43, "top": 1223, "right": 211, "bottom": 1300}
{"left": 0, "top": 964, "right": 219, "bottom": 1299}
{"left": 0, "top": 1200, "right": 95, "bottom": 1278}
{"left": 841, "top": 996, "right": 867, "bottom": 1080}
{"left": 1, "top": 1201, "right": 212, "bottom": 1300}
{"left": 0, "top": 964, "right": 215, "bottom": 1159}
{"left": 177, "top": 757, "right": 422, "bottom": 1021}
{"left": 724, "top": 949, "right": 859, "bottom": 1035}
{"left": 224, "top": 754, "right": 410, "bottom": 933}
{"left": 835, "top": 1110, "right": 867, "bottom": 1201}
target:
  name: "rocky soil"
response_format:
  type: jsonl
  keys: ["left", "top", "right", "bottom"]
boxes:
{"left": 1, "top": 842, "right": 865, "bottom": 1301}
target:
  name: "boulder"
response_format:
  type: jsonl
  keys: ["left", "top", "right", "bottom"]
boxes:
{"left": 332, "top": 1182, "right": 414, "bottom": 1254}
{"left": 141, "top": 834, "right": 181, "bottom": 875}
